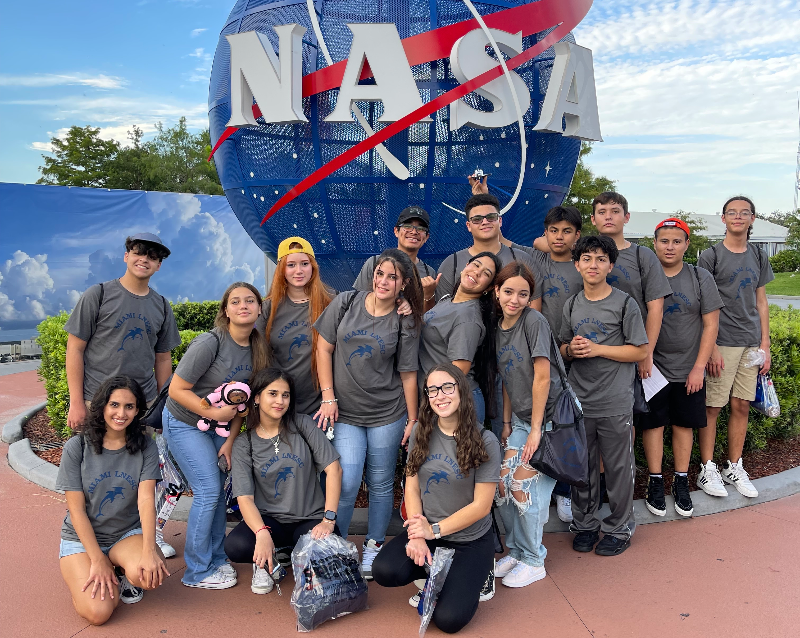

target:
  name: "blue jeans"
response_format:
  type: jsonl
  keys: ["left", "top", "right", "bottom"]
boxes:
{"left": 496, "top": 418, "right": 556, "bottom": 567}
{"left": 163, "top": 406, "right": 228, "bottom": 584}
{"left": 332, "top": 414, "right": 406, "bottom": 542}
{"left": 472, "top": 387, "right": 485, "bottom": 425}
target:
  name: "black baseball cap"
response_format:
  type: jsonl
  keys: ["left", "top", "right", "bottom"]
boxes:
{"left": 396, "top": 206, "right": 430, "bottom": 228}
{"left": 129, "top": 232, "right": 171, "bottom": 257}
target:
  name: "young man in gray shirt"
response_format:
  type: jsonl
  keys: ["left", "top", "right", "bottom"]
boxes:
{"left": 353, "top": 206, "right": 439, "bottom": 311}
{"left": 559, "top": 236, "right": 648, "bottom": 557}
{"left": 65, "top": 233, "right": 181, "bottom": 555}
{"left": 696, "top": 196, "right": 774, "bottom": 499}
{"left": 641, "top": 218, "right": 724, "bottom": 518}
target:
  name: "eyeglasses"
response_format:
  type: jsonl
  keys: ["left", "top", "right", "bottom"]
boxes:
{"left": 424, "top": 382, "right": 457, "bottom": 398}
{"left": 468, "top": 212, "right": 500, "bottom": 224}
{"left": 397, "top": 223, "right": 428, "bottom": 235}
{"left": 723, "top": 211, "right": 753, "bottom": 219}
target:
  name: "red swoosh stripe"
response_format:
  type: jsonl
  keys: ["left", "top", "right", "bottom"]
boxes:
{"left": 261, "top": 0, "right": 591, "bottom": 223}
{"left": 208, "top": 0, "right": 591, "bottom": 161}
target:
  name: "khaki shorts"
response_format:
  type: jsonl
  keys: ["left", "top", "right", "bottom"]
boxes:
{"left": 705, "top": 346, "right": 760, "bottom": 407}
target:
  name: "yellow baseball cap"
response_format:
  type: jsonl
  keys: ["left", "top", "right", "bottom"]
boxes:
{"left": 277, "top": 236, "right": 315, "bottom": 260}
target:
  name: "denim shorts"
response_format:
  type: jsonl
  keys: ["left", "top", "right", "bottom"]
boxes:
{"left": 58, "top": 527, "right": 143, "bottom": 559}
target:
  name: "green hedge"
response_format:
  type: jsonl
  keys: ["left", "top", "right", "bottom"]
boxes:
{"left": 171, "top": 301, "right": 220, "bottom": 331}
{"left": 770, "top": 249, "right": 800, "bottom": 273}
{"left": 173, "top": 330, "right": 204, "bottom": 369}
{"left": 36, "top": 312, "right": 70, "bottom": 436}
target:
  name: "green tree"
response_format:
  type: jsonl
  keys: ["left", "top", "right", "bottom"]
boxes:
{"left": 36, "top": 126, "right": 119, "bottom": 188}
{"left": 106, "top": 126, "right": 151, "bottom": 191}
{"left": 564, "top": 142, "right": 616, "bottom": 235}
{"left": 764, "top": 209, "right": 800, "bottom": 251}
{"left": 637, "top": 210, "right": 711, "bottom": 266}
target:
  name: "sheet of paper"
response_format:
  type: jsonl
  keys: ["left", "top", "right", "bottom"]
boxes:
{"left": 642, "top": 364, "right": 669, "bottom": 402}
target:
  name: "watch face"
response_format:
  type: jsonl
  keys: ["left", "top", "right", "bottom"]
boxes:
{"left": 325, "top": 511, "right": 337, "bottom": 521}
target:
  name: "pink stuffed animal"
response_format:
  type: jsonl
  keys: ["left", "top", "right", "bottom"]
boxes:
{"left": 197, "top": 381, "right": 251, "bottom": 437}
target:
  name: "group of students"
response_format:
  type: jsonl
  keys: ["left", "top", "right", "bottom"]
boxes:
{"left": 56, "top": 185, "right": 772, "bottom": 633}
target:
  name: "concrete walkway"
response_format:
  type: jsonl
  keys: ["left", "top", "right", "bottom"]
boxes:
{"left": 3, "top": 371, "right": 800, "bottom": 637}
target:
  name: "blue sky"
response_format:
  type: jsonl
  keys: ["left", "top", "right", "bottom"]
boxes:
{"left": 1, "top": 0, "right": 798, "bottom": 217}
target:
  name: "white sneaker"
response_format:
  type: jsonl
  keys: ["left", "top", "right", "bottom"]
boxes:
{"left": 118, "top": 574, "right": 144, "bottom": 604}
{"left": 361, "top": 539, "right": 382, "bottom": 580}
{"left": 251, "top": 564, "right": 274, "bottom": 594}
{"left": 501, "top": 563, "right": 546, "bottom": 588}
{"left": 556, "top": 495, "right": 573, "bottom": 523}
{"left": 408, "top": 589, "right": 423, "bottom": 608}
{"left": 479, "top": 563, "right": 495, "bottom": 602}
{"left": 218, "top": 562, "right": 238, "bottom": 578}
{"left": 494, "top": 555, "right": 519, "bottom": 578}
{"left": 697, "top": 460, "right": 728, "bottom": 497}
{"left": 155, "top": 529, "right": 176, "bottom": 558}
{"left": 183, "top": 567, "right": 238, "bottom": 590}
{"left": 721, "top": 458, "right": 759, "bottom": 498}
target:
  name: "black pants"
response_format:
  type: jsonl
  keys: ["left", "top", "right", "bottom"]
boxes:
{"left": 224, "top": 517, "right": 341, "bottom": 564}
{"left": 372, "top": 528, "right": 494, "bottom": 634}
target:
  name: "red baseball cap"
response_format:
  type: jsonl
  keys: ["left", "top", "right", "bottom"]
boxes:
{"left": 655, "top": 217, "right": 691, "bottom": 237}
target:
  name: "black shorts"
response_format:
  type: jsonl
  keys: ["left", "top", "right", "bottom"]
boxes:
{"left": 636, "top": 381, "right": 707, "bottom": 430}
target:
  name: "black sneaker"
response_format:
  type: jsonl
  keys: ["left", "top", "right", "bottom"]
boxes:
{"left": 672, "top": 474, "right": 694, "bottom": 517}
{"left": 645, "top": 475, "right": 667, "bottom": 517}
{"left": 479, "top": 566, "right": 495, "bottom": 601}
{"left": 594, "top": 535, "right": 630, "bottom": 556}
{"left": 572, "top": 530, "right": 600, "bottom": 553}
{"left": 116, "top": 570, "right": 144, "bottom": 604}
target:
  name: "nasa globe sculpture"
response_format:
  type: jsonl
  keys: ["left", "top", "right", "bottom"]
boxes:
{"left": 208, "top": 0, "right": 602, "bottom": 290}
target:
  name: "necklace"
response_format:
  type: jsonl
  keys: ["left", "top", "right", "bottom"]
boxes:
{"left": 258, "top": 425, "right": 281, "bottom": 456}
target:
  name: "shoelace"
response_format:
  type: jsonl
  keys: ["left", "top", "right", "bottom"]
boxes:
{"left": 674, "top": 478, "right": 691, "bottom": 502}
{"left": 730, "top": 463, "right": 750, "bottom": 481}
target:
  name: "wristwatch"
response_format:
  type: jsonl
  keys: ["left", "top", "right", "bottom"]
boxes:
{"left": 324, "top": 510, "right": 337, "bottom": 523}
{"left": 431, "top": 522, "right": 442, "bottom": 539}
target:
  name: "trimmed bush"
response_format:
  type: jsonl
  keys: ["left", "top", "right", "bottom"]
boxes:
{"left": 36, "top": 312, "right": 70, "bottom": 437}
{"left": 770, "top": 249, "right": 800, "bottom": 273}
{"left": 172, "top": 301, "right": 219, "bottom": 331}
{"left": 173, "top": 330, "right": 204, "bottom": 369}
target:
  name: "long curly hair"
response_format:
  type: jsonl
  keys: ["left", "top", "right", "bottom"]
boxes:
{"left": 453, "top": 251, "right": 501, "bottom": 419}
{"left": 406, "top": 364, "right": 489, "bottom": 478}
{"left": 264, "top": 246, "right": 333, "bottom": 387}
{"left": 215, "top": 281, "right": 270, "bottom": 375}
{"left": 81, "top": 376, "right": 147, "bottom": 455}
{"left": 245, "top": 367, "right": 298, "bottom": 449}
{"left": 374, "top": 248, "right": 424, "bottom": 329}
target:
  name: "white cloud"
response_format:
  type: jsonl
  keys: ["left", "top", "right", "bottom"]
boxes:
{"left": 189, "top": 48, "right": 205, "bottom": 58}
{"left": 0, "top": 251, "right": 80, "bottom": 321}
{"left": 190, "top": 28, "right": 207, "bottom": 38}
{"left": 0, "top": 73, "right": 125, "bottom": 89}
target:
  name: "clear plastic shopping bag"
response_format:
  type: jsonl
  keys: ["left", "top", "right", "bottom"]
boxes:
{"left": 742, "top": 348, "right": 767, "bottom": 369}
{"left": 154, "top": 433, "right": 186, "bottom": 531}
{"left": 418, "top": 547, "right": 455, "bottom": 638}
{"left": 290, "top": 533, "right": 368, "bottom": 632}
{"left": 752, "top": 373, "right": 780, "bottom": 418}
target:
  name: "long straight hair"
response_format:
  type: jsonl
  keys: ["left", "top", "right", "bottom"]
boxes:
{"left": 245, "top": 367, "right": 298, "bottom": 448}
{"left": 82, "top": 375, "right": 148, "bottom": 455}
{"left": 265, "top": 249, "right": 333, "bottom": 386}
{"left": 215, "top": 281, "right": 270, "bottom": 375}
{"left": 406, "top": 364, "right": 489, "bottom": 477}
{"left": 374, "top": 248, "right": 424, "bottom": 328}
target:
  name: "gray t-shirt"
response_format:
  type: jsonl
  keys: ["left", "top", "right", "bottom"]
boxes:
{"left": 419, "top": 298, "right": 484, "bottom": 392}
{"left": 56, "top": 436, "right": 161, "bottom": 546}
{"left": 408, "top": 424, "right": 501, "bottom": 542}
{"left": 314, "top": 291, "right": 420, "bottom": 427}
{"left": 655, "top": 264, "right": 725, "bottom": 382}
{"left": 435, "top": 245, "right": 536, "bottom": 300}
{"left": 353, "top": 255, "right": 434, "bottom": 292}
{"left": 697, "top": 243, "right": 774, "bottom": 347}
{"left": 496, "top": 308, "right": 565, "bottom": 425}
{"left": 256, "top": 298, "right": 320, "bottom": 415}
{"left": 64, "top": 279, "right": 181, "bottom": 402}
{"left": 526, "top": 249, "right": 584, "bottom": 342}
{"left": 165, "top": 328, "right": 253, "bottom": 426}
{"left": 231, "top": 414, "right": 339, "bottom": 523}
{"left": 559, "top": 288, "right": 649, "bottom": 417}
{"left": 606, "top": 245, "right": 672, "bottom": 319}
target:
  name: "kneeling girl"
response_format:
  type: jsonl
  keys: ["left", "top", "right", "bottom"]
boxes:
{"left": 224, "top": 367, "right": 343, "bottom": 594}
{"left": 373, "top": 364, "right": 501, "bottom": 635}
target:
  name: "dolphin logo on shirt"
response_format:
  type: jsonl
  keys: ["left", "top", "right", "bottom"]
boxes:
{"left": 504, "top": 359, "right": 515, "bottom": 375}
{"left": 584, "top": 331, "right": 600, "bottom": 343}
{"left": 606, "top": 274, "right": 620, "bottom": 285}
{"left": 97, "top": 486, "right": 125, "bottom": 517}
{"left": 544, "top": 286, "right": 560, "bottom": 298}
{"left": 288, "top": 334, "right": 310, "bottom": 361}
{"left": 424, "top": 470, "right": 449, "bottom": 494}
{"left": 346, "top": 344, "right": 374, "bottom": 366}
{"left": 735, "top": 278, "right": 752, "bottom": 300}
{"left": 118, "top": 327, "right": 144, "bottom": 351}
{"left": 274, "top": 466, "right": 295, "bottom": 498}
{"left": 664, "top": 302, "right": 682, "bottom": 315}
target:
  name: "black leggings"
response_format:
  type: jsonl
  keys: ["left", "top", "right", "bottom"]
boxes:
{"left": 224, "top": 517, "right": 341, "bottom": 564}
{"left": 372, "top": 528, "right": 494, "bottom": 634}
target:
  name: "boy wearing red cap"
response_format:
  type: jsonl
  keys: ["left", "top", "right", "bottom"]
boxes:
{"left": 643, "top": 219, "right": 723, "bottom": 517}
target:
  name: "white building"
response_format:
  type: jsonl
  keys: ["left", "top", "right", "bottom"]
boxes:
{"left": 624, "top": 212, "right": 789, "bottom": 257}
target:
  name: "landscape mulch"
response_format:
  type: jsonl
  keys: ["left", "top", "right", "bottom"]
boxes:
{"left": 22, "top": 408, "right": 800, "bottom": 507}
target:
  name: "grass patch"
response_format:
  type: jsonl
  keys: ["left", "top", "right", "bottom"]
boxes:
{"left": 766, "top": 272, "right": 800, "bottom": 297}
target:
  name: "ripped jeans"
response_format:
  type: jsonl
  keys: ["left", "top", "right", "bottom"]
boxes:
{"left": 496, "top": 417, "right": 556, "bottom": 567}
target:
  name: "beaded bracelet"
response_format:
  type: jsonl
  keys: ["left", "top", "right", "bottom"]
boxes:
{"left": 255, "top": 525, "right": 271, "bottom": 534}
{"left": 320, "top": 398, "right": 338, "bottom": 404}
{"left": 320, "top": 387, "right": 333, "bottom": 393}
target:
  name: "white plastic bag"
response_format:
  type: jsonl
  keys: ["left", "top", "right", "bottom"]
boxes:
{"left": 154, "top": 433, "right": 186, "bottom": 531}
{"left": 418, "top": 547, "right": 455, "bottom": 638}
{"left": 742, "top": 348, "right": 767, "bottom": 369}
{"left": 291, "top": 533, "right": 368, "bottom": 632}
{"left": 752, "top": 374, "right": 780, "bottom": 418}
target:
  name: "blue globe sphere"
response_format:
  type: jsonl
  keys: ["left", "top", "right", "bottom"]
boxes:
{"left": 209, "top": 0, "right": 581, "bottom": 290}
